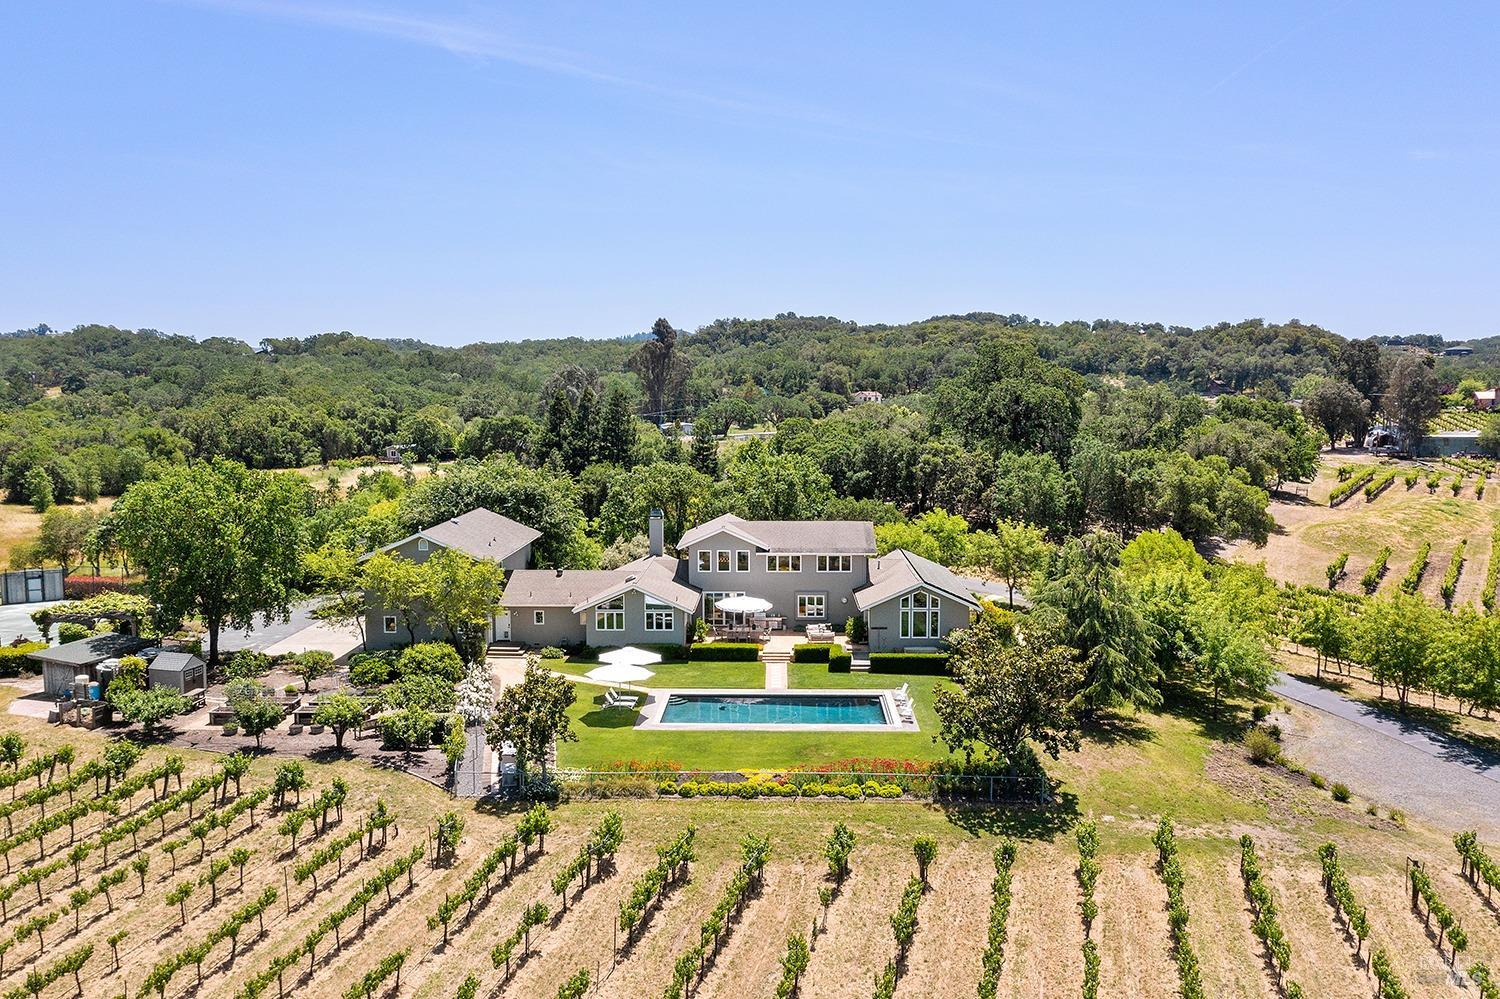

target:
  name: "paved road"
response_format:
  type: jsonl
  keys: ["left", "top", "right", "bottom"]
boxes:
{"left": 0, "top": 599, "right": 62, "bottom": 644}
{"left": 1273, "top": 673, "right": 1500, "bottom": 837}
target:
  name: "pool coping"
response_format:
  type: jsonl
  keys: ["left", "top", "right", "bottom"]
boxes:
{"left": 632, "top": 687, "right": 918, "bottom": 733}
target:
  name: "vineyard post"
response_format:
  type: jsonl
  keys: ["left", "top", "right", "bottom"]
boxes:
{"left": 284, "top": 868, "right": 290, "bottom": 914}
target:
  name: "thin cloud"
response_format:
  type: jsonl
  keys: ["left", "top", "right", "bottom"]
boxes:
{"left": 1205, "top": 0, "right": 1357, "bottom": 95}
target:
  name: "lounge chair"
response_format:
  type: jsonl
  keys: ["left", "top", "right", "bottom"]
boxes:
{"left": 604, "top": 689, "right": 640, "bottom": 710}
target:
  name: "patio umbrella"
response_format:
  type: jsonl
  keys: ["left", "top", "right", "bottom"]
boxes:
{"left": 584, "top": 662, "right": 657, "bottom": 686}
{"left": 598, "top": 645, "right": 664, "bottom": 668}
{"left": 715, "top": 595, "right": 773, "bottom": 615}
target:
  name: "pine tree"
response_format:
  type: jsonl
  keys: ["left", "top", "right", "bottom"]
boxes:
{"left": 597, "top": 385, "right": 638, "bottom": 466}
{"left": 690, "top": 427, "right": 719, "bottom": 477}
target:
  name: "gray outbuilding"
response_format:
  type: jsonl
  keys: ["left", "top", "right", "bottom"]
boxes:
{"left": 149, "top": 651, "right": 207, "bottom": 693}
{"left": 28, "top": 633, "right": 151, "bottom": 697}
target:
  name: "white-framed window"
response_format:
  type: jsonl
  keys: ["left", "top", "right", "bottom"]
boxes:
{"left": 735, "top": 550, "right": 750, "bottom": 572}
{"left": 644, "top": 599, "right": 675, "bottom": 632}
{"left": 817, "top": 554, "right": 852, "bottom": 572}
{"left": 797, "top": 594, "right": 826, "bottom": 619}
{"left": 717, "top": 550, "right": 731, "bottom": 572}
{"left": 595, "top": 596, "right": 625, "bottom": 632}
{"left": 899, "top": 590, "right": 941, "bottom": 639}
{"left": 698, "top": 550, "right": 711, "bottom": 572}
{"left": 533, "top": 610, "right": 545, "bottom": 626}
{"left": 766, "top": 554, "right": 802, "bottom": 572}
{"left": 382, "top": 615, "right": 398, "bottom": 634}
{"left": 416, "top": 537, "right": 429, "bottom": 552}
{"left": 702, "top": 591, "right": 745, "bottom": 624}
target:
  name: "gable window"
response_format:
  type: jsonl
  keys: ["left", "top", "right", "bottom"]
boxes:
{"left": 416, "top": 538, "right": 429, "bottom": 552}
{"left": 735, "top": 550, "right": 750, "bottom": 572}
{"left": 595, "top": 596, "right": 625, "bottom": 632}
{"left": 899, "top": 590, "right": 941, "bottom": 639}
{"left": 698, "top": 550, "right": 711, "bottom": 572}
{"left": 766, "top": 554, "right": 802, "bottom": 572}
{"left": 702, "top": 591, "right": 745, "bottom": 624}
{"left": 717, "top": 550, "right": 731, "bottom": 572}
{"left": 817, "top": 554, "right": 852, "bottom": 572}
{"left": 382, "top": 615, "right": 398, "bottom": 634}
{"left": 533, "top": 610, "right": 545, "bottom": 626}
{"left": 644, "top": 599, "right": 675, "bottom": 632}
{"left": 797, "top": 594, "right": 826, "bottom": 620}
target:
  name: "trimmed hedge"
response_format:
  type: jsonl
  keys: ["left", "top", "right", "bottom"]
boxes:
{"left": 0, "top": 642, "right": 46, "bottom": 678}
{"left": 689, "top": 642, "right": 761, "bottom": 661}
{"left": 868, "top": 652, "right": 949, "bottom": 674}
{"left": 792, "top": 643, "right": 830, "bottom": 663}
{"left": 828, "top": 650, "right": 852, "bottom": 673}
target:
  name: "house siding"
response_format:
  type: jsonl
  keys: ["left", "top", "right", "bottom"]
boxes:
{"left": 583, "top": 589, "right": 693, "bottom": 648}
{"left": 863, "top": 590, "right": 975, "bottom": 652}
{"left": 683, "top": 530, "right": 869, "bottom": 631}
{"left": 510, "top": 605, "right": 587, "bottom": 648}
{"left": 362, "top": 537, "right": 527, "bottom": 651}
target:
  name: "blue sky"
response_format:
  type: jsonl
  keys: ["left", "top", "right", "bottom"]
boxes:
{"left": 2, "top": 1, "right": 1497, "bottom": 344}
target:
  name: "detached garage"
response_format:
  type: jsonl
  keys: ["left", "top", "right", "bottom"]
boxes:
{"left": 149, "top": 652, "right": 207, "bottom": 693}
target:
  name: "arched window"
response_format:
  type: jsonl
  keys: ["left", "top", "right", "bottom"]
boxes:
{"left": 899, "top": 590, "right": 940, "bottom": 639}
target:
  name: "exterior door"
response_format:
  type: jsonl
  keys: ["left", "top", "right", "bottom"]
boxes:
{"left": 25, "top": 573, "right": 43, "bottom": 601}
{"left": 492, "top": 612, "right": 511, "bottom": 642}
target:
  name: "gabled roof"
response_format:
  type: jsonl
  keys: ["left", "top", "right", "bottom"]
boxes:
{"left": 28, "top": 633, "right": 150, "bottom": 668}
{"left": 854, "top": 549, "right": 984, "bottom": 612}
{"left": 504, "top": 556, "right": 700, "bottom": 614}
{"left": 150, "top": 651, "right": 205, "bottom": 673}
{"left": 365, "top": 508, "right": 541, "bottom": 563}
{"left": 678, "top": 514, "right": 875, "bottom": 554}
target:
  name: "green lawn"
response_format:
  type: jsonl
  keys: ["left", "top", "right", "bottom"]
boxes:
{"left": 556, "top": 662, "right": 957, "bottom": 770}
{"left": 557, "top": 658, "right": 765, "bottom": 688}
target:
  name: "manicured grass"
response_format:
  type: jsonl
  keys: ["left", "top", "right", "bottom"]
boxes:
{"left": 557, "top": 658, "right": 765, "bottom": 688}
{"left": 556, "top": 664, "right": 957, "bottom": 770}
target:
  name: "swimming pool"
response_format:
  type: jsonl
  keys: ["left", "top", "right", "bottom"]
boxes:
{"left": 659, "top": 693, "right": 890, "bottom": 726}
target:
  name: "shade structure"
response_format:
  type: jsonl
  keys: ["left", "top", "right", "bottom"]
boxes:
{"left": 598, "top": 645, "right": 664, "bottom": 668}
{"left": 715, "top": 595, "right": 773, "bottom": 615}
{"left": 585, "top": 662, "right": 657, "bottom": 685}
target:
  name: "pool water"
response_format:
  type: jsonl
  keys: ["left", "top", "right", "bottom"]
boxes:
{"left": 660, "top": 693, "right": 889, "bottom": 726}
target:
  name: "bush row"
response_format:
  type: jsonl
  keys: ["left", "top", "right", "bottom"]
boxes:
{"left": 659, "top": 779, "right": 904, "bottom": 800}
{"left": 688, "top": 642, "right": 761, "bottom": 661}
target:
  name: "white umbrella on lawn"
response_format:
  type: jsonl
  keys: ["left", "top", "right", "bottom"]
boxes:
{"left": 598, "top": 646, "right": 664, "bottom": 668}
{"left": 585, "top": 661, "right": 656, "bottom": 688}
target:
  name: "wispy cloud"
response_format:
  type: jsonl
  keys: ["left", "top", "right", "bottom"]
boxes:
{"left": 1205, "top": 0, "right": 1357, "bottom": 95}
{"left": 164, "top": 0, "right": 827, "bottom": 123}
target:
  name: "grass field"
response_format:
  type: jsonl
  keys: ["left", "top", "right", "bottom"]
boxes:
{"left": 0, "top": 680, "right": 1490, "bottom": 999}
{"left": 0, "top": 498, "right": 114, "bottom": 569}
{"left": 1226, "top": 455, "right": 1500, "bottom": 607}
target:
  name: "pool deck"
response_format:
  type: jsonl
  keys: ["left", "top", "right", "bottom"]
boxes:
{"left": 634, "top": 687, "right": 919, "bottom": 733}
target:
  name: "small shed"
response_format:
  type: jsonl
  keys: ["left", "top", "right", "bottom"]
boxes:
{"left": 149, "top": 651, "right": 207, "bottom": 693}
{"left": 29, "top": 634, "right": 151, "bottom": 697}
{"left": 1, "top": 568, "right": 64, "bottom": 604}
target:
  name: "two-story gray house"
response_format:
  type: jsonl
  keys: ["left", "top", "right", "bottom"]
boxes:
{"left": 362, "top": 507, "right": 540, "bottom": 650}
{"left": 677, "top": 513, "right": 876, "bottom": 629}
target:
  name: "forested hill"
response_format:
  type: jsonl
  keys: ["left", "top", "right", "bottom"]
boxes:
{"left": 0, "top": 312, "right": 1353, "bottom": 523}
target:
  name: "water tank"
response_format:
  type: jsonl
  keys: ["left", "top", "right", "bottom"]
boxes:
{"left": 87, "top": 683, "right": 101, "bottom": 701}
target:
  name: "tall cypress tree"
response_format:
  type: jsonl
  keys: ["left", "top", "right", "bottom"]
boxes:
{"left": 540, "top": 389, "right": 574, "bottom": 468}
{"left": 690, "top": 427, "right": 719, "bottom": 477}
{"left": 597, "top": 385, "right": 637, "bottom": 467}
{"left": 564, "top": 386, "right": 600, "bottom": 473}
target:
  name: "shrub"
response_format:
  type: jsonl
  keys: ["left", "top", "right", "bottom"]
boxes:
{"left": 0, "top": 642, "right": 46, "bottom": 678}
{"left": 1308, "top": 773, "right": 1327, "bottom": 789}
{"left": 846, "top": 615, "right": 868, "bottom": 644}
{"left": 1331, "top": 782, "right": 1352, "bottom": 803}
{"left": 348, "top": 652, "right": 396, "bottom": 687}
{"left": 828, "top": 650, "right": 852, "bottom": 673}
{"left": 689, "top": 642, "right": 760, "bottom": 661}
{"left": 1251, "top": 703, "right": 1271, "bottom": 722}
{"left": 223, "top": 650, "right": 272, "bottom": 681}
{"left": 1244, "top": 729, "right": 1280, "bottom": 765}
{"left": 868, "top": 652, "right": 948, "bottom": 674}
{"left": 537, "top": 646, "right": 565, "bottom": 661}
{"left": 56, "top": 622, "right": 90, "bottom": 644}
{"left": 792, "top": 644, "right": 830, "bottom": 663}
{"left": 397, "top": 642, "right": 465, "bottom": 682}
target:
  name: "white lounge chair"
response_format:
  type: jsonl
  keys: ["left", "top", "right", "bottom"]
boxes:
{"left": 604, "top": 689, "right": 640, "bottom": 710}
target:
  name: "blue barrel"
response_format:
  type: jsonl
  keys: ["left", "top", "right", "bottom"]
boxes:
{"left": 87, "top": 682, "right": 101, "bottom": 701}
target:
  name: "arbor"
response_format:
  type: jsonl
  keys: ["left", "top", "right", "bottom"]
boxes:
{"left": 934, "top": 617, "right": 1082, "bottom": 764}
{"left": 113, "top": 460, "right": 310, "bottom": 666}
{"left": 1384, "top": 355, "right": 1441, "bottom": 454}
{"left": 485, "top": 658, "right": 577, "bottom": 790}
{"left": 313, "top": 693, "right": 368, "bottom": 749}
{"left": 1033, "top": 531, "right": 1162, "bottom": 712}
{"left": 628, "top": 318, "right": 690, "bottom": 424}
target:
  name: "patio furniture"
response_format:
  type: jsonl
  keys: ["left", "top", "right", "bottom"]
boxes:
{"left": 805, "top": 624, "right": 836, "bottom": 643}
{"left": 603, "top": 689, "right": 641, "bottom": 710}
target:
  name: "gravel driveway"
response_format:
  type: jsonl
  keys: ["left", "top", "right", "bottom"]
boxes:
{"left": 1273, "top": 673, "right": 1500, "bottom": 838}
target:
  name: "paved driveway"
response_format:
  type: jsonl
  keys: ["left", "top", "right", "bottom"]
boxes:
{"left": 1273, "top": 673, "right": 1500, "bottom": 837}
{"left": 0, "top": 599, "right": 62, "bottom": 644}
